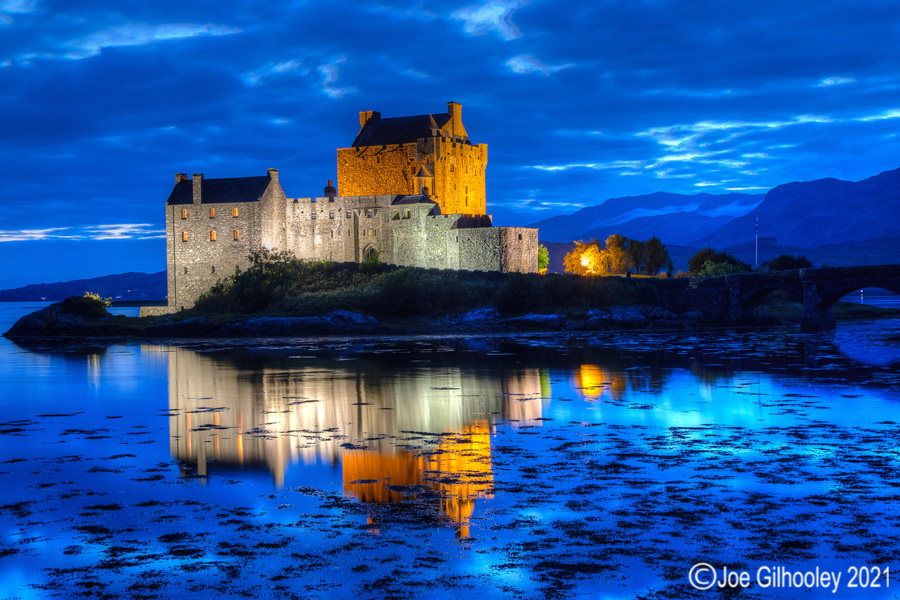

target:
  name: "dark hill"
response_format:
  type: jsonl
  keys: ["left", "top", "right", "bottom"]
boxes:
{"left": 698, "top": 167, "right": 900, "bottom": 249}
{"left": 530, "top": 192, "right": 763, "bottom": 244}
{"left": 0, "top": 271, "right": 166, "bottom": 302}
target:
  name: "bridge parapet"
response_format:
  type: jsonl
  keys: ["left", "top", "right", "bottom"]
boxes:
{"left": 645, "top": 263, "right": 900, "bottom": 331}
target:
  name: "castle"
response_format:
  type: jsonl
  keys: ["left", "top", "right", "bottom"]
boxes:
{"left": 145, "top": 102, "right": 538, "bottom": 314}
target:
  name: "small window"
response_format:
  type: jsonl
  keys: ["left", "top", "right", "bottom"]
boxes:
{"left": 235, "top": 265, "right": 240, "bottom": 274}
{"left": 232, "top": 207, "right": 239, "bottom": 218}
{"left": 404, "top": 210, "right": 411, "bottom": 219}
{"left": 367, "top": 228, "right": 376, "bottom": 236}
{"left": 450, "top": 164, "right": 455, "bottom": 172}
{"left": 209, "top": 208, "right": 215, "bottom": 218}
{"left": 392, "top": 211, "right": 399, "bottom": 221}
{"left": 366, "top": 209, "right": 373, "bottom": 218}
{"left": 181, "top": 209, "right": 187, "bottom": 220}
{"left": 376, "top": 156, "right": 381, "bottom": 164}
{"left": 210, "top": 231, "right": 216, "bottom": 241}
{"left": 311, "top": 212, "right": 317, "bottom": 220}
{"left": 346, "top": 210, "right": 352, "bottom": 219}
{"left": 329, "top": 211, "right": 335, "bottom": 219}
{"left": 212, "top": 266, "right": 216, "bottom": 274}
{"left": 518, "top": 233, "right": 522, "bottom": 240}
{"left": 233, "top": 230, "right": 239, "bottom": 240}
{"left": 182, "top": 232, "right": 188, "bottom": 242}
{"left": 184, "top": 267, "right": 188, "bottom": 274}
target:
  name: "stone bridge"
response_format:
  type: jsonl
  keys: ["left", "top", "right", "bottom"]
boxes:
{"left": 651, "top": 264, "right": 900, "bottom": 331}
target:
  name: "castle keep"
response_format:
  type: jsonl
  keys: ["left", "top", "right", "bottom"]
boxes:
{"left": 148, "top": 102, "right": 538, "bottom": 314}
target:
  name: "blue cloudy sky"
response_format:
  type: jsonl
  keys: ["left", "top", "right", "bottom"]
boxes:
{"left": 1, "top": 0, "right": 899, "bottom": 284}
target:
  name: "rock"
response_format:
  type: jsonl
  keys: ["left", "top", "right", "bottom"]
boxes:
{"left": 460, "top": 307, "right": 500, "bottom": 322}
{"left": 4, "top": 304, "right": 121, "bottom": 338}
{"left": 505, "top": 313, "right": 567, "bottom": 327}
{"left": 326, "top": 310, "right": 378, "bottom": 326}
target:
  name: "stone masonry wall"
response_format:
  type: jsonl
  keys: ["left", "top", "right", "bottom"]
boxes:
{"left": 337, "top": 144, "right": 419, "bottom": 198}
{"left": 336, "top": 138, "right": 487, "bottom": 218}
{"left": 166, "top": 199, "right": 258, "bottom": 311}
{"left": 433, "top": 139, "right": 487, "bottom": 216}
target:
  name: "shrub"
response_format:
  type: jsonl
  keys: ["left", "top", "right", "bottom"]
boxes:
{"left": 760, "top": 254, "right": 813, "bottom": 271}
{"left": 58, "top": 294, "right": 110, "bottom": 318}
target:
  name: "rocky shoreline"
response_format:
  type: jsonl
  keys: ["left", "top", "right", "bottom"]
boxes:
{"left": 3, "top": 303, "right": 702, "bottom": 341}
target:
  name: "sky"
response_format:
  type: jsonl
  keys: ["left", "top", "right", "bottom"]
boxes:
{"left": 1, "top": 0, "right": 899, "bottom": 285}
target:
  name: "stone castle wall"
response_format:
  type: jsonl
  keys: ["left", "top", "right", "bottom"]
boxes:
{"left": 336, "top": 138, "right": 487, "bottom": 217}
{"left": 164, "top": 197, "right": 259, "bottom": 311}
{"left": 432, "top": 138, "right": 487, "bottom": 216}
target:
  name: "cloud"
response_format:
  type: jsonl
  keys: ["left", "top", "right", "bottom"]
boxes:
{"left": 60, "top": 23, "right": 241, "bottom": 60}
{"left": 0, "top": 0, "right": 35, "bottom": 24}
{"left": 450, "top": 0, "right": 524, "bottom": 41}
{"left": 318, "top": 57, "right": 355, "bottom": 99}
{"left": 857, "top": 108, "right": 900, "bottom": 122}
{"left": 244, "top": 55, "right": 354, "bottom": 98}
{"left": 506, "top": 54, "right": 574, "bottom": 76}
{"left": 0, "top": 224, "right": 164, "bottom": 242}
{"left": 529, "top": 159, "right": 646, "bottom": 172}
{"left": 818, "top": 76, "right": 855, "bottom": 87}
{"left": 244, "top": 59, "right": 307, "bottom": 86}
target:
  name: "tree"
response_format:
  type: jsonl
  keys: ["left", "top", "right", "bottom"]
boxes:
{"left": 625, "top": 238, "right": 648, "bottom": 274}
{"left": 603, "top": 234, "right": 633, "bottom": 274}
{"left": 538, "top": 244, "right": 550, "bottom": 274}
{"left": 688, "top": 247, "right": 751, "bottom": 275}
{"left": 688, "top": 248, "right": 717, "bottom": 274}
{"left": 564, "top": 240, "right": 601, "bottom": 275}
{"left": 643, "top": 237, "right": 673, "bottom": 275}
{"left": 761, "top": 254, "right": 812, "bottom": 271}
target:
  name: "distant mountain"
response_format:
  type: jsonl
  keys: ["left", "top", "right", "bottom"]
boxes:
{"left": 0, "top": 271, "right": 166, "bottom": 302}
{"left": 529, "top": 192, "right": 764, "bottom": 244}
{"left": 698, "top": 167, "right": 900, "bottom": 249}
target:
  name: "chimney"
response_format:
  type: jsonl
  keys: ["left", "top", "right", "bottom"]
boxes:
{"left": 359, "top": 110, "right": 381, "bottom": 128}
{"left": 267, "top": 168, "right": 279, "bottom": 182}
{"left": 324, "top": 179, "right": 336, "bottom": 200}
{"left": 192, "top": 173, "right": 203, "bottom": 204}
{"left": 447, "top": 101, "right": 461, "bottom": 121}
{"left": 447, "top": 101, "right": 461, "bottom": 140}
{"left": 175, "top": 173, "right": 188, "bottom": 183}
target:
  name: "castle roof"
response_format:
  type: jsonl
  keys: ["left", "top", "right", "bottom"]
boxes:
{"left": 352, "top": 113, "right": 453, "bottom": 147}
{"left": 167, "top": 176, "right": 271, "bottom": 205}
{"left": 391, "top": 195, "right": 438, "bottom": 206}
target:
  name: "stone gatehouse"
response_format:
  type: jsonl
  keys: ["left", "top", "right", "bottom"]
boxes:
{"left": 145, "top": 102, "right": 538, "bottom": 314}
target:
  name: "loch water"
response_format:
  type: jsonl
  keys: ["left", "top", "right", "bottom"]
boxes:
{"left": 2, "top": 302, "right": 900, "bottom": 599}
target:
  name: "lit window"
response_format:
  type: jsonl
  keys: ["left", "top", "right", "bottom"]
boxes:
{"left": 210, "top": 231, "right": 216, "bottom": 241}
{"left": 181, "top": 209, "right": 187, "bottom": 219}
{"left": 233, "top": 230, "right": 239, "bottom": 240}
{"left": 182, "top": 232, "right": 188, "bottom": 242}
{"left": 209, "top": 208, "right": 215, "bottom": 218}
{"left": 233, "top": 207, "right": 239, "bottom": 218}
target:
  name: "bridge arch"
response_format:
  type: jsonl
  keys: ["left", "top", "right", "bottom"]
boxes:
{"left": 818, "top": 282, "right": 900, "bottom": 310}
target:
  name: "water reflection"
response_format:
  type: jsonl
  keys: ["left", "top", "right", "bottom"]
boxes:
{"left": 165, "top": 347, "right": 543, "bottom": 535}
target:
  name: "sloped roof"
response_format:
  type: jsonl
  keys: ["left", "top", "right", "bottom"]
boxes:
{"left": 391, "top": 195, "right": 438, "bottom": 206}
{"left": 167, "top": 176, "right": 271, "bottom": 205}
{"left": 416, "top": 165, "right": 433, "bottom": 177}
{"left": 352, "top": 113, "right": 452, "bottom": 147}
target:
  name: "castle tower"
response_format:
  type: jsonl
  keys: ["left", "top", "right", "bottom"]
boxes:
{"left": 336, "top": 101, "right": 487, "bottom": 215}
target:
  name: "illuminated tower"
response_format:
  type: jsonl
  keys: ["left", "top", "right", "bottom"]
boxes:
{"left": 337, "top": 101, "right": 488, "bottom": 216}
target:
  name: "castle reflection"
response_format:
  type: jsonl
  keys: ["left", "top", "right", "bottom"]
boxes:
{"left": 163, "top": 347, "right": 544, "bottom": 536}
